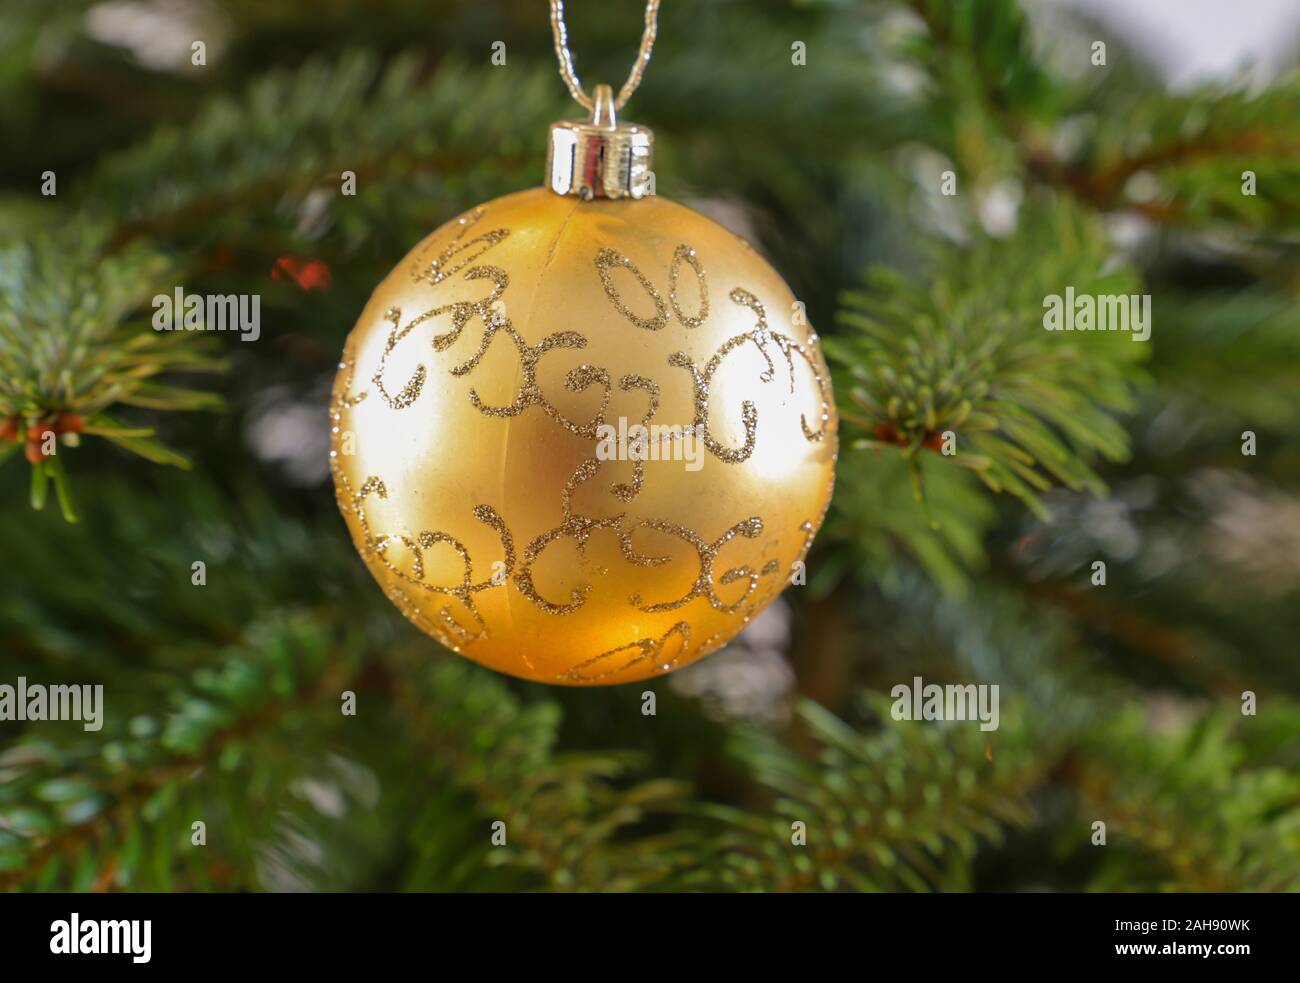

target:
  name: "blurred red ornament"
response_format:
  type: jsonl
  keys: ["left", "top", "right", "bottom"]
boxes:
{"left": 272, "top": 255, "right": 332, "bottom": 291}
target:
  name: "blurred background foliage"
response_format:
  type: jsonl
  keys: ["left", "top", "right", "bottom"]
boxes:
{"left": 1, "top": 0, "right": 1298, "bottom": 891}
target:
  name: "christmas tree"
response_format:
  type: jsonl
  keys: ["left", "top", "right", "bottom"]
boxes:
{"left": 1, "top": 0, "right": 1298, "bottom": 892}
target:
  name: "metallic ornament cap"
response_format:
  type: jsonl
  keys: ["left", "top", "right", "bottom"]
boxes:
{"left": 546, "top": 83, "right": 654, "bottom": 200}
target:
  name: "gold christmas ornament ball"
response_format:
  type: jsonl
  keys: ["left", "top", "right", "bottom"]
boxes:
{"left": 330, "top": 187, "right": 837, "bottom": 684}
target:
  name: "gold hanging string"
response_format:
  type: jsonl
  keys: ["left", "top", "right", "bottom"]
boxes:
{"left": 548, "top": 0, "right": 660, "bottom": 112}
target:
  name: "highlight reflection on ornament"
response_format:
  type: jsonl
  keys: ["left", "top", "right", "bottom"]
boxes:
{"left": 331, "top": 188, "right": 837, "bottom": 685}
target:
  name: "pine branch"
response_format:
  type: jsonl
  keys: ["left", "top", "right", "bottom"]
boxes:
{"left": 390, "top": 655, "right": 699, "bottom": 892}
{"left": 827, "top": 196, "right": 1147, "bottom": 525}
{"left": 687, "top": 698, "right": 1042, "bottom": 891}
{"left": 0, "top": 229, "right": 224, "bottom": 520}
{"left": 85, "top": 51, "right": 565, "bottom": 252}
{"left": 890, "top": 0, "right": 1300, "bottom": 229}
{"left": 0, "top": 616, "right": 363, "bottom": 891}
{"left": 821, "top": 576, "right": 1300, "bottom": 891}
{"left": 1073, "top": 706, "right": 1300, "bottom": 891}
{"left": 1150, "top": 291, "right": 1300, "bottom": 437}
{"left": 1034, "top": 77, "right": 1300, "bottom": 229}
{"left": 821, "top": 452, "right": 996, "bottom": 596}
